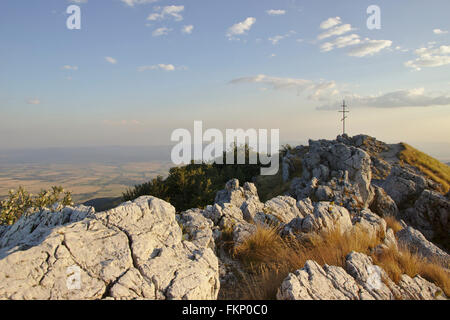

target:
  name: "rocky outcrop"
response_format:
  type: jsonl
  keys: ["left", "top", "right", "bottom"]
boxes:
{"left": 404, "top": 190, "right": 449, "bottom": 243}
{"left": 0, "top": 197, "right": 219, "bottom": 300}
{"left": 297, "top": 138, "right": 374, "bottom": 207}
{"left": 397, "top": 226, "right": 449, "bottom": 265}
{"left": 283, "top": 201, "right": 352, "bottom": 236}
{"left": 276, "top": 260, "right": 374, "bottom": 300}
{"left": 282, "top": 134, "right": 449, "bottom": 250}
{"left": 370, "top": 185, "right": 398, "bottom": 217}
{"left": 232, "top": 222, "right": 257, "bottom": 247}
{"left": 352, "top": 209, "right": 387, "bottom": 239}
{"left": 301, "top": 202, "right": 352, "bottom": 234}
{"left": 177, "top": 208, "right": 216, "bottom": 250}
{"left": 1, "top": 134, "right": 448, "bottom": 301}
{"left": 382, "top": 166, "right": 429, "bottom": 208}
{"left": 214, "top": 179, "right": 258, "bottom": 209}
{"left": 263, "top": 196, "right": 302, "bottom": 224}
{"left": 0, "top": 205, "right": 94, "bottom": 259}
{"left": 277, "top": 251, "right": 446, "bottom": 300}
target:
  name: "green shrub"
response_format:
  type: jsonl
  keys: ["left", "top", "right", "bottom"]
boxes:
{"left": 0, "top": 186, "right": 73, "bottom": 225}
{"left": 123, "top": 144, "right": 272, "bottom": 212}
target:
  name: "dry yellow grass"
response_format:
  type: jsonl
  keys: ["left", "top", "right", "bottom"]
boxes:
{"left": 384, "top": 215, "right": 404, "bottom": 234}
{"left": 233, "top": 225, "right": 382, "bottom": 299}
{"left": 232, "top": 224, "right": 449, "bottom": 299}
{"left": 399, "top": 143, "right": 450, "bottom": 193}
{"left": 373, "top": 246, "right": 450, "bottom": 297}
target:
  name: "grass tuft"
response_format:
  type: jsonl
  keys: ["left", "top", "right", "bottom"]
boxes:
{"left": 399, "top": 143, "right": 450, "bottom": 193}
{"left": 384, "top": 215, "right": 404, "bottom": 234}
{"left": 231, "top": 224, "right": 449, "bottom": 299}
{"left": 373, "top": 245, "right": 450, "bottom": 297}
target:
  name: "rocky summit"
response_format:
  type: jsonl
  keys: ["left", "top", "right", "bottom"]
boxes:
{"left": 0, "top": 134, "right": 448, "bottom": 300}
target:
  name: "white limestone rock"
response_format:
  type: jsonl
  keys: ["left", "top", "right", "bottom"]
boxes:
{"left": 397, "top": 226, "right": 449, "bottom": 265}
{"left": 264, "top": 196, "right": 303, "bottom": 224}
{"left": 0, "top": 196, "right": 220, "bottom": 300}
{"left": 301, "top": 202, "right": 353, "bottom": 234}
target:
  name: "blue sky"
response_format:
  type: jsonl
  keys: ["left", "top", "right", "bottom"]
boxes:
{"left": 0, "top": 0, "right": 449, "bottom": 159}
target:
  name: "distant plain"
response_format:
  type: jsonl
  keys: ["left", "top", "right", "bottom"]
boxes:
{"left": 0, "top": 146, "right": 174, "bottom": 204}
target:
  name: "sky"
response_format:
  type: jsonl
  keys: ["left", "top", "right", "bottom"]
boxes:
{"left": 0, "top": 0, "right": 449, "bottom": 160}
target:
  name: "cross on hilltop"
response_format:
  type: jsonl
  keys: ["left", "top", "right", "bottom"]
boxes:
{"left": 339, "top": 100, "right": 349, "bottom": 135}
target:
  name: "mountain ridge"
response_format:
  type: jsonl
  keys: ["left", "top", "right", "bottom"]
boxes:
{"left": 0, "top": 133, "right": 448, "bottom": 300}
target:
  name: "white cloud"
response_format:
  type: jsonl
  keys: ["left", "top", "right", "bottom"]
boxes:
{"left": 320, "top": 34, "right": 361, "bottom": 52}
{"left": 61, "top": 65, "right": 78, "bottom": 71}
{"left": 395, "top": 46, "right": 409, "bottom": 53}
{"left": 230, "top": 74, "right": 337, "bottom": 100}
{"left": 152, "top": 27, "right": 172, "bottom": 37}
{"left": 320, "top": 17, "right": 342, "bottom": 30}
{"left": 348, "top": 39, "right": 392, "bottom": 57}
{"left": 121, "top": 0, "right": 157, "bottom": 7}
{"left": 433, "top": 29, "right": 448, "bottom": 35}
{"left": 268, "top": 31, "right": 295, "bottom": 45}
{"left": 318, "top": 88, "right": 450, "bottom": 109}
{"left": 226, "top": 17, "right": 256, "bottom": 40}
{"left": 138, "top": 64, "right": 176, "bottom": 72}
{"left": 405, "top": 45, "right": 450, "bottom": 70}
{"left": 27, "top": 98, "right": 40, "bottom": 105}
{"left": 181, "top": 25, "right": 194, "bottom": 34}
{"left": 266, "top": 9, "right": 286, "bottom": 16}
{"left": 317, "top": 23, "right": 353, "bottom": 40}
{"left": 316, "top": 17, "right": 393, "bottom": 58}
{"left": 105, "top": 57, "right": 117, "bottom": 64}
{"left": 147, "top": 5, "right": 184, "bottom": 22}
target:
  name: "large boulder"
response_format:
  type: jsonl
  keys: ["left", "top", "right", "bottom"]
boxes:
{"left": 277, "top": 251, "right": 446, "bottom": 300}
{"left": 345, "top": 252, "right": 397, "bottom": 300}
{"left": 283, "top": 201, "right": 352, "bottom": 236}
{"left": 397, "top": 226, "right": 450, "bottom": 266}
{"left": 293, "top": 138, "right": 374, "bottom": 209}
{"left": 369, "top": 185, "right": 398, "bottom": 217}
{"left": 276, "top": 260, "right": 374, "bottom": 300}
{"left": 241, "top": 196, "right": 265, "bottom": 224}
{"left": 301, "top": 202, "right": 353, "bottom": 234}
{"left": 263, "top": 196, "right": 303, "bottom": 224}
{"left": 214, "top": 179, "right": 259, "bottom": 209}
{"left": 0, "top": 204, "right": 95, "bottom": 258}
{"left": 322, "top": 143, "right": 374, "bottom": 207}
{"left": 0, "top": 196, "right": 219, "bottom": 300}
{"left": 382, "top": 166, "right": 428, "bottom": 208}
{"left": 404, "top": 190, "right": 449, "bottom": 243}
{"left": 352, "top": 209, "right": 387, "bottom": 239}
{"left": 177, "top": 208, "right": 216, "bottom": 250}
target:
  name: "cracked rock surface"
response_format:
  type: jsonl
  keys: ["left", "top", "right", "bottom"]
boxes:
{"left": 0, "top": 196, "right": 219, "bottom": 300}
{"left": 277, "top": 252, "right": 446, "bottom": 300}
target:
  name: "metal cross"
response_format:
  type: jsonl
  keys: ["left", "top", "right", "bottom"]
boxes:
{"left": 338, "top": 100, "right": 349, "bottom": 135}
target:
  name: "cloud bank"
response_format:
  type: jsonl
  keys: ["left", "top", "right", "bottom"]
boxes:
{"left": 317, "top": 88, "right": 450, "bottom": 109}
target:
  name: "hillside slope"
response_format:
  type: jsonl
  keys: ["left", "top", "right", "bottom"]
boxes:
{"left": 281, "top": 134, "right": 449, "bottom": 250}
{"left": 398, "top": 143, "right": 450, "bottom": 193}
{"left": 0, "top": 134, "right": 448, "bottom": 300}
